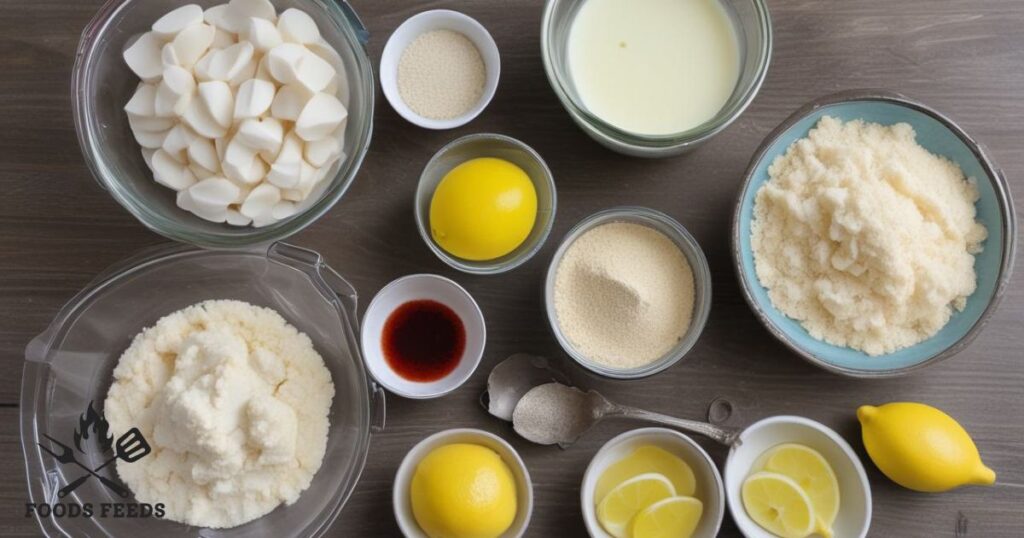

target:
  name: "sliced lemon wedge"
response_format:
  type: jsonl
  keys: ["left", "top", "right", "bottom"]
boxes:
{"left": 629, "top": 495, "right": 703, "bottom": 538}
{"left": 596, "top": 472, "right": 675, "bottom": 538}
{"left": 742, "top": 471, "right": 816, "bottom": 538}
{"left": 760, "top": 444, "right": 839, "bottom": 537}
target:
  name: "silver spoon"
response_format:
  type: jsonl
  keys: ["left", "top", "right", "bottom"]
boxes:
{"left": 512, "top": 382, "right": 742, "bottom": 448}
{"left": 480, "top": 353, "right": 570, "bottom": 421}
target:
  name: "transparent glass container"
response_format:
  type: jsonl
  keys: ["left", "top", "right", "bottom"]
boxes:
{"left": 541, "top": 0, "right": 772, "bottom": 157}
{"left": 21, "top": 242, "right": 385, "bottom": 537}
{"left": 72, "top": 0, "right": 374, "bottom": 248}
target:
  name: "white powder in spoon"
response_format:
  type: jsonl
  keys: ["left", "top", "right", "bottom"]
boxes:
{"left": 553, "top": 222, "right": 695, "bottom": 369}
{"left": 397, "top": 29, "right": 486, "bottom": 120}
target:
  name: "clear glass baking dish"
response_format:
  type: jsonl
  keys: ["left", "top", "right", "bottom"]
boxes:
{"left": 541, "top": 0, "right": 772, "bottom": 157}
{"left": 72, "top": 0, "right": 374, "bottom": 248}
{"left": 21, "top": 242, "right": 385, "bottom": 537}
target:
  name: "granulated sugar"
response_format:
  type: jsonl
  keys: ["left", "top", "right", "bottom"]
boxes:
{"left": 553, "top": 222, "right": 695, "bottom": 369}
{"left": 751, "top": 116, "right": 987, "bottom": 356}
{"left": 397, "top": 30, "right": 486, "bottom": 120}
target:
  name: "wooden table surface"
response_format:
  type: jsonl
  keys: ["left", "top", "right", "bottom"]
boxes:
{"left": 2, "top": 0, "right": 1023, "bottom": 536}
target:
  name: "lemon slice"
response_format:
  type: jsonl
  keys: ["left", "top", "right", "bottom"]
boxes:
{"left": 596, "top": 473, "right": 676, "bottom": 538}
{"left": 742, "top": 471, "right": 816, "bottom": 538}
{"left": 629, "top": 496, "right": 704, "bottom": 538}
{"left": 760, "top": 444, "right": 839, "bottom": 537}
{"left": 595, "top": 445, "right": 697, "bottom": 503}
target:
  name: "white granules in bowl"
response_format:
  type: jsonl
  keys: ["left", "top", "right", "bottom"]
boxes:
{"left": 104, "top": 300, "right": 334, "bottom": 528}
{"left": 397, "top": 29, "right": 486, "bottom": 120}
{"left": 751, "top": 116, "right": 987, "bottom": 356}
{"left": 553, "top": 222, "right": 695, "bottom": 369}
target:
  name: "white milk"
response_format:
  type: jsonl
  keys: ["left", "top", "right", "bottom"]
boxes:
{"left": 568, "top": 0, "right": 741, "bottom": 136}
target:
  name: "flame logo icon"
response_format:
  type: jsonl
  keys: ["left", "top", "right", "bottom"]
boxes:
{"left": 73, "top": 401, "right": 113, "bottom": 454}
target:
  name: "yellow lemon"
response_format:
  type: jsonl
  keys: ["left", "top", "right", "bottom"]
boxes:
{"left": 597, "top": 473, "right": 675, "bottom": 538}
{"left": 629, "top": 496, "right": 704, "bottom": 538}
{"left": 594, "top": 445, "right": 697, "bottom": 504}
{"left": 429, "top": 157, "right": 537, "bottom": 261}
{"left": 858, "top": 402, "right": 996, "bottom": 493}
{"left": 741, "top": 471, "right": 816, "bottom": 538}
{"left": 410, "top": 443, "right": 517, "bottom": 538}
{"left": 758, "top": 444, "right": 839, "bottom": 537}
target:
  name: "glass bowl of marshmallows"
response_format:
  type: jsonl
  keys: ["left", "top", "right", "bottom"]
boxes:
{"left": 72, "top": 0, "right": 374, "bottom": 248}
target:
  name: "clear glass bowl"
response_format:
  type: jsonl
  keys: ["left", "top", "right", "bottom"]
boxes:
{"left": 414, "top": 134, "right": 557, "bottom": 275}
{"left": 21, "top": 243, "right": 385, "bottom": 537}
{"left": 544, "top": 207, "right": 713, "bottom": 379}
{"left": 72, "top": 0, "right": 374, "bottom": 248}
{"left": 541, "top": 0, "right": 772, "bottom": 157}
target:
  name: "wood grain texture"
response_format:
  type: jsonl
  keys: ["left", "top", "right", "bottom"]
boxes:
{"left": 1, "top": 0, "right": 1023, "bottom": 536}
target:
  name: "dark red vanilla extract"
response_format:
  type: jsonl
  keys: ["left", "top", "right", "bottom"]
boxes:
{"left": 382, "top": 299, "right": 466, "bottom": 382}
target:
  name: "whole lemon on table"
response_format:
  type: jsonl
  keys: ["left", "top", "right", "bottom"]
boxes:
{"left": 410, "top": 443, "right": 517, "bottom": 538}
{"left": 857, "top": 402, "right": 996, "bottom": 493}
{"left": 429, "top": 157, "right": 537, "bottom": 261}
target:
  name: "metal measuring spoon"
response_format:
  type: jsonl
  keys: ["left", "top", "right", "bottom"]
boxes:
{"left": 512, "top": 382, "right": 742, "bottom": 448}
{"left": 480, "top": 353, "right": 571, "bottom": 421}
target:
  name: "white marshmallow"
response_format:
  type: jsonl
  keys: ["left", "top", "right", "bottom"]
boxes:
{"left": 171, "top": 23, "right": 215, "bottom": 69}
{"left": 226, "top": 209, "right": 253, "bottom": 226}
{"left": 212, "top": 27, "right": 235, "bottom": 49}
{"left": 228, "top": 0, "right": 277, "bottom": 23}
{"left": 228, "top": 55, "right": 258, "bottom": 87}
{"left": 129, "top": 113, "right": 175, "bottom": 132}
{"left": 181, "top": 188, "right": 229, "bottom": 222}
{"left": 271, "top": 200, "right": 298, "bottom": 220}
{"left": 303, "top": 128, "right": 343, "bottom": 167}
{"left": 131, "top": 123, "right": 170, "bottom": 149}
{"left": 183, "top": 96, "right": 228, "bottom": 138}
{"left": 141, "top": 148, "right": 157, "bottom": 170}
{"left": 293, "top": 51, "right": 334, "bottom": 93}
{"left": 123, "top": 32, "right": 164, "bottom": 82}
{"left": 151, "top": 4, "right": 203, "bottom": 40}
{"left": 266, "top": 43, "right": 306, "bottom": 85}
{"left": 192, "top": 48, "right": 218, "bottom": 81}
{"left": 295, "top": 92, "right": 347, "bottom": 142}
{"left": 206, "top": 41, "right": 255, "bottom": 81}
{"left": 203, "top": 4, "right": 235, "bottom": 32}
{"left": 245, "top": 17, "right": 283, "bottom": 52}
{"left": 214, "top": 134, "right": 228, "bottom": 162}
{"left": 197, "top": 81, "right": 234, "bottom": 128}
{"left": 277, "top": 8, "right": 320, "bottom": 44}
{"left": 236, "top": 117, "right": 283, "bottom": 153}
{"left": 307, "top": 37, "right": 350, "bottom": 106}
{"left": 240, "top": 183, "right": 281, "bottom": 218}
{"left": 187, "top": 137, "right": 220, "bottom": 172}
{"left": 152, "top": 149, "right": 196, "bottom": 190}
{"left": 189, "top": 162, "right": 217, "bottom": 180}
{"left": 265, "top": 132, "right": 303, "bottom": 188}
{"left": 233, "top": 78, "right": 275, "bottom": 120}
{"left": 155, "top": 65, "right": 196, "bottom": 117}
{"left": 254, "top": 54, "right": 275, "bottom": 83}
{"left": 222, "top": 138, "right": 259, "bottom": 184}
{"left": 189, "top": 176, "right": 241, "bottom": 208}
{"left": 161, "top": 43, "right": 180, "bottom": 68}
{"left": 124, "top": 83, "right": 157, "bottom": 117}
{"left": 161, "top": 123, "right": 197, "bottom": 158}
{"left": 270, "top": 84, "right": 311, "bottom": 121}
{"left": 282, "top": 160, "right": 319, "bottom": 201}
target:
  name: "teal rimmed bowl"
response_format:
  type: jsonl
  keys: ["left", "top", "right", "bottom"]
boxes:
{"left": 733, "top": 90, "right": 1016, "bottom": 377}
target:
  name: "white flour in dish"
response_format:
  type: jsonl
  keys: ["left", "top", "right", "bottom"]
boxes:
{"left": 104, "top": 300, "right": 334, "bottom": 528}
{"left": 751, "top": 116, "right": 987, "bottom": 355}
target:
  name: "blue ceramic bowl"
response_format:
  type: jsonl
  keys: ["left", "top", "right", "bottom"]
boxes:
{"left": 733, "top": 90, "right": 1016, "bottom": 377}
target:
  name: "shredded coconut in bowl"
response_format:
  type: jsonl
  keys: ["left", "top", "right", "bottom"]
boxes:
{"left": 104, "top": 300, "right": 334, "bottom": 529}
{"left": 751, "top": 116, "right": 987, "bottom": 356}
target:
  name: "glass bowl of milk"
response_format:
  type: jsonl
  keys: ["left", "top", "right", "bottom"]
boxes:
{"left": 541, "top": 0, "right": 771, "bottom": 157}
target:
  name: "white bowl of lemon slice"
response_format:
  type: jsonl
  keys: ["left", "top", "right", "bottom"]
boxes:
{"left": 581, "top": 428, "right": 725, "bottom": 538}
{"left": 724, "top": 416, "right": 871, "bottom": 538}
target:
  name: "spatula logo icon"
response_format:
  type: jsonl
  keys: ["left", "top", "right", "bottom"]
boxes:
{"left": 37, "top": 401, "right": 152, "bottom": 498}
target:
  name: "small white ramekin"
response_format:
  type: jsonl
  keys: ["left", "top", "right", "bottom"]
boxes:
{"left": 380, "top": 9, "right": 500, "bottom": 129}
{"left": 393, "top": 428, "right": 533, "bottom": 538}
{"left": 360, "top": 274, "right": 486, "bottom": 399}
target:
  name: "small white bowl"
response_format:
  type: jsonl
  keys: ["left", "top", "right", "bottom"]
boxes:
{"left": 361, "top": 274, "right": 486, "bottom": 399}
{"left": 582, "top": 428, "right": 725, "bottom": 538}
{"left": 724, "top": 416, "right": 872, "bottom": 538}
{"left": 393, "top": 428, "right": 534, "bottom": 538}
{"left": 380, "top": 9, "right": 501, "bottom": 129}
